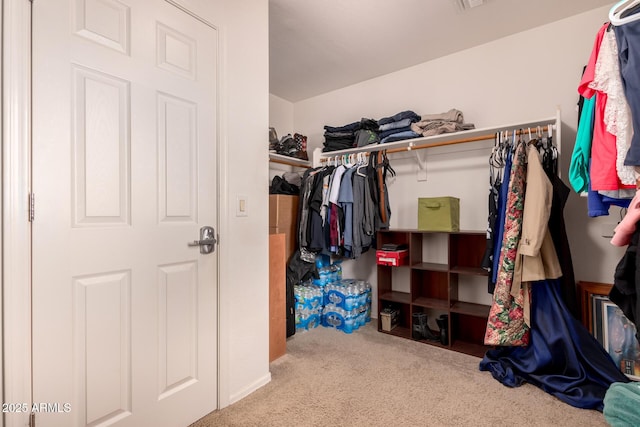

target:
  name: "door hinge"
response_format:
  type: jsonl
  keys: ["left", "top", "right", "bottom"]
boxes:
{"left": 29, "top": 192, "right": 35, "bottom": 222}
{"left": 29, "top": 412, "right": 36, "bottom": 427}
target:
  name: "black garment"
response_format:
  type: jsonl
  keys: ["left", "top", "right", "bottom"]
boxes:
{"left": 368, "top": 151, "right": 393, "bottom": 230}
{"left": 269, "top": 175, "right": 299, "bottom": 195}
{"left": 548, "top": 175, "right": 579, "bottom": 320}
{"left": 612, "top": 223, "right": 640, "bottom": 342}
{"left": 285, "top": 249, "right": 320, "bottom": 337}
{"left": 286, "top": 249, "right": 318, "bottom": 291}
{"left": 308, "top": 167, "right": 333, "bottom": 252}
{"left": 324, "top": 121, "right": 361, "bottom": 133}
{"left": 577, "top": 66, "right": 587, "bottom": 123}
{"left": 297, "top": 167, "right": 321, "bottom": 249}
{"left": 323, "top": 118, "right": 379, "bottom": 152}
{"left": 482, "top": 176, "right": 500, "bottom": 293}
{"left": 323, "top": 138, "right": 355, "bottom": 152}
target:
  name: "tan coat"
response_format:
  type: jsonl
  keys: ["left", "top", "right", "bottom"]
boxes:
{"left": 512, "top": 145, "right": 562, "bottom": 325}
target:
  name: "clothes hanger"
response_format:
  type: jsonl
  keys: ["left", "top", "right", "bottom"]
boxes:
{"left": 356, "top": 153, "right": 368, "bottom": 176}
{"left": 490, "top": 132, "right": 505, "bottom": 169}
{"left": 489, "top": 132, "right": 503, "bottom": 185}
{"left": 609, "top": 0, "right": 640, "bottom": 26}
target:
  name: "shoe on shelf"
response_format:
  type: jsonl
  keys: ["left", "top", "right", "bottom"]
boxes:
{"left": 436, "top": 314, "right": 449, "bottom": 346}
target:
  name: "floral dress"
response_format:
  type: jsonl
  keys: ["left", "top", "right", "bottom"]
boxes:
{"left": 484, "top": 140, "right": 530, "bottom": 346}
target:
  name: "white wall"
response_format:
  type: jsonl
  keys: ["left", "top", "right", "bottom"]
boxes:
{"left": 269, "top": 94, "right": 295, "bottom": 178}
{"left": 178, "top": 0, "right": 271, "bottom": 407}
{"left": 291, "top": 5, "right": 625, "bottom": 316}
{"left": 221, "top": 0, "right": 271, "bottom": 405}
{"left": 270, "top": 93, "right": 294, "bottom": 137}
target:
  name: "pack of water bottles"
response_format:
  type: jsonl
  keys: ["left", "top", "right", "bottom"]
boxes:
{"left": 322, "top": 303, "right": 371, "bottom": 333}
{"left": 321, "top": 280, "right": 371, "bottom": 333}
{"left": 294, "top": 283, "right": 323, "bottom": 331}
{"left": 295, "top": 307, "right": 322, "bottom": 331}
{"left": 324, "top": 279, "right": 371, "bottom": 311}
{"left": 312, "top": 254, "right": 342, "bottom": 288}
{"left": 295, "top": 254, "right": 371, "bottom": 333}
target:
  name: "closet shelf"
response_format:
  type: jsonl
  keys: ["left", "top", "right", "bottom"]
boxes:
{"left": 379, "top": 291, "right": 411, "bottom": 305}
{"left": 269, "top": 152, "right": 311, "bottom": 168}
{"left": 412, "top": 262, "right": 448, "bottom": 272}
{"left": 313, "top": 110, "right": 561, "bottom": 167}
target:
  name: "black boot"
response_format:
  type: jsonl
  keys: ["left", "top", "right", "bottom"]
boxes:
{"left": 412, "top": 313, "right": 427, "bottom": 340}
{"left": 436, "top": 315, "right": 449, "bottom": 345}
{"left": 412, "top": 313, "right": 439, "bottom": 341}
{"left": 422, "top": 322, "right": 440, "bottom": 341}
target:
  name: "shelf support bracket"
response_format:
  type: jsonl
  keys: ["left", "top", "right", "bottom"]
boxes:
{"left": 409, "top": 143, "right": 428, "bottom": 181}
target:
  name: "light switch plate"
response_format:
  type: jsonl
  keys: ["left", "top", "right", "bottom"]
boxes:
{"left": 236, "top": 195, "right": 248, "bottom": 217}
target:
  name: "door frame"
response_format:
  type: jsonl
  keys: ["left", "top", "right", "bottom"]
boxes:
{"left": 1, "top": 1, "right": 231, "bottom": 425}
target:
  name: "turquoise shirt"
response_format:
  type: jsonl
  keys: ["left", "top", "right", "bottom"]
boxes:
{"left": 569, "top": 95, "right": 596, "bottom": 193}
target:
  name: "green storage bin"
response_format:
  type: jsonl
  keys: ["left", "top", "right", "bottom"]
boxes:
{"left": 418, "top": 197, "right": 460, "bottom": 232}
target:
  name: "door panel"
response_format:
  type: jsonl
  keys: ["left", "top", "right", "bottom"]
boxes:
{"left": 74, "top": 271, "right": 132, "bottom": 426}
{"left": 158, "top": 92, "right": 197, "bottom": 222}
{"left": 32, "top": 1, "right": 218, "bottom": 426}
{"left": 72, "top": 65, "right": 131, "bottom": 226}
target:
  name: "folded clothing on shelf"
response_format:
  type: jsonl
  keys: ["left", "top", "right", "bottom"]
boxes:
{"left": 321, "top": 109, "right": 474, "bottom": 152}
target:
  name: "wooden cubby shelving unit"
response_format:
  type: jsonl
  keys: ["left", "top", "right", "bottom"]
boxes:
{"left": 377, "top": 229, "right": 491, "bottom": 357}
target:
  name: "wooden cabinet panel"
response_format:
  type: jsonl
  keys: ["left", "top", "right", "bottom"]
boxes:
{"left": 269, "top": 233, "right": 286, "bottom": 362}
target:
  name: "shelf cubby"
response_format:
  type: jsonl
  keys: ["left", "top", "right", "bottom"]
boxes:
{"left": 376, "top": 229, "right": 492, "bottom": 358}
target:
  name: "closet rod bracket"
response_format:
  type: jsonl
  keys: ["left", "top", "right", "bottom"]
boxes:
{"left": 410, "top": 143, "right": 428, "bottom": 181}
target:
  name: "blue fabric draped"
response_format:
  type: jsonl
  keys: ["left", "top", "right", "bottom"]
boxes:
{"left": 479, "top": 278, "right": 630, "bottom": 411}
{"left": 491, "top": 149, "right": 512, "bottom": 286}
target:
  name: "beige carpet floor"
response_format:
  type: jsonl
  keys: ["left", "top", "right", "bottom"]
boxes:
{"left": 192, "top": 322, "right": 608, "bottom": 427}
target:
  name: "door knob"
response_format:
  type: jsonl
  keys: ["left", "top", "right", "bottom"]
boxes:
{"left": 188, "top": 226, "right": 217, "bottom": 254}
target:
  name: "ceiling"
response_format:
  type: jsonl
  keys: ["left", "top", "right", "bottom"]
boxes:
{"left": 269, "top": 0, "right": 614, "bottom": 102}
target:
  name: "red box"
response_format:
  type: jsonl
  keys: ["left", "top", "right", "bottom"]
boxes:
{"left": 376, "top": 249, "right": 409, "bottom": 266}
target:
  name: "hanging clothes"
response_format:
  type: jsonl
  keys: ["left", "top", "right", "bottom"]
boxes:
{"left": 484, "top": 139, "right": 530, "bottom": 346}
{"left": 488, "top": 140, "right": 514, "bottom": 293}
{"left": 296, "top": 151, "right": 392, "bottom": 260}
{"left": 372, "top": 151, "right": 394, "bottom": 230}
{"left": 578, "top": 23, "right": 635, "bottom": 192}
{"left": 511, "top": 142, "right": 562, "bottom": 327}
{"left": 548, "top": 170, "right": 580, "bottom": 320}
{"left": 481, "top": 123, "right": 630, "bottom": 410}
{"left": 591, "top": 27, "right": 635, "bottom": 185}
{"left": 481, "top": 135, "right": 630, "bottom": 410}
{"left": 338, "top": 166, "right": 356, "bottom": 257}
{"left": 480, "top": 133, "right": 506, "bottom": 290}
{"left": 613, "top": 13, "right": 640, "bottom": 168}
{"left": 352, "top": 160, "right": 375, "bottom": 258}
{"left": 569, "top": 95, "right": 596, "bottom": 194}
